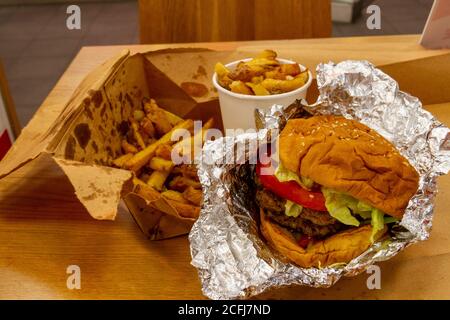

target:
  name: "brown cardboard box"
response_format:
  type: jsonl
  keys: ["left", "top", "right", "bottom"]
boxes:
{"left": 0, "top": 48, "right": 244, "bottom": 239}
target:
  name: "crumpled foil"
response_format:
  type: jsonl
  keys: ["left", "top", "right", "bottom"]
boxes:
{"left": 189, "top": 60, "right": 450, "bottom": 300}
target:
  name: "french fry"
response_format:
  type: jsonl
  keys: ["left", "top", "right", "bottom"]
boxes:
{"left": 172, "top": 164, "right": 199, "bottom": 180}
{"left": 112, "top": 153, "right": 134, "bottom": 168}
{"left": 229, "top": 63, "right": 267, "bottom": 82}
{"left": 133, "top": 176, "right": 148, "bottom": 187}
{"left": 215, "top": 62, "right": 230, "bottom": 78}
{"left": 215, "top": 61, "right": 233, "bottom": 87}
{"left": 264, "top": 67, "right": 287, "bottom": 80}
{"left": 164, "top": 110, "right": 183, "bottom": 126}
{"left": 147, "top": 170, "right": 170, "bottom": 191}
{"left": 140, "top": 117, "right": 156, "bottom": 137}
{"left": 148, "top": 113, "right": 172, "bottom": 137}
{"left": 124, "top": 119, "right": 194, "bottom": 172}
{"left": 149, "top": 157, "right": 174, "bottom": 172}
{"left": 182, "top": 186, "right": 203, "bottom": 206}
{"left": 145, "top": 99, "right": 173, "bottom": 136}
{"left": 155, "top": 144, "right": 173, "bottom": 160}
{"left": 173, "top": 118, "right": 214, "bottom": 158}
{"left": 133, "top": 110, "right": 145, "bottom": 122}
{"left": 251, "top": 76, "right": 264, "bottom": 84}
{"left": 216, "top": 50, "right": 307, "bottom": 96}
{"left": 260, "top": 74, "right": 308, "bottom": 94}
{"left": 139, "top": 130, "right": 150, "bottom": 145}
{"left": 161, "top": 190, "right": 189, "bottom": 204}
{"left": 246, "top": 82, "right": 270, "bottom": 96}
{"left": 229, "top": 81, "right": 253, "bottom": 95}
{"left": 122, "top": 140, "right": 138, "bottom": 154}
{"left": 169, "top": 176, "right": 202, "bottom": 192}
{"left": 199, "top": 117, "right": 214, "bottom": 139}
{"left": 139, "top": 173, "right": 151, "bottom": 183}
{"left": 131, "top": 121, "right": 146, "bottom": 150}
{"left": 147, "top": 137, "right": 157, "bottom": 146}
{"left": 117, "top": 96, "right": 210, "bottom": 222}
{"left": 245, "top": 57, "right": 279, "bottom": 68}
{"left": 256, "top": 49, "right": 277, "bottom": 59}
{"left": 143, "top": 98, "right": 158, "bottom": 114}
{"left": 280, "top": 63, "right": 301, "bottom": 76}
{"left": 134, "top": 182, "right": 160, "bottom": 201}
{"left": 295, "top": 70, "right": 309, "bottom": 84}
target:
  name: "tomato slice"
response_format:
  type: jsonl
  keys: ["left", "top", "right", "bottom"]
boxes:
{"left": 256, "top": 160, "right": 327, "bottom": 212}
{"left": 298, "top": 235, "right": 313, "bottom": 249}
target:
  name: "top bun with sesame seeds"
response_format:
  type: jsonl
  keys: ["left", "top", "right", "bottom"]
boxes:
{"left": 279, "top": 116, "right": 419, "bottom": 218}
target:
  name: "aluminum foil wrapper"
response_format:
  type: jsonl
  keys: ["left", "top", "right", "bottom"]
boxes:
{"left": 189, "top": 60, "right": 450, "bottom": 299}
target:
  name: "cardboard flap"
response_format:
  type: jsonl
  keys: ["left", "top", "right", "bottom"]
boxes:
{"left": 52, "top": 54, "right": 150, "bottom": 165}
{"left": 379, "top": 53, "right": 450, "bottom": 105}
{"left": 123, "top": 193, "right": 194, "bottom": 239}
{"left": 146, "top": 50, "right": 247, "bottom": 103}
{"left": 143, "top": 56, "right": 198, "bottom": 117}
{"left": 54, "top": 158, "right": 132, "bottom": 220}
{"left": 0, "top": 50, "right": 130, "bottom": 180}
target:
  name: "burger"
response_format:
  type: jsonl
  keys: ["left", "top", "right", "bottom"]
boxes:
{"left": 255, "top": 116, "right": 419, "bottom": 268}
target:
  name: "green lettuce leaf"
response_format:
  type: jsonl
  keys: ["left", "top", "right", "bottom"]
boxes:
{"left": 322, "top": 188, "right": 360, "bottom": 227}
{"left": 274, "top": 163, "right": 314, "bottom": 189}
{"left": 321, "top": 188, "right": 389, "bottom": 243}
{"left": 371, "top": 208, "right": 385, "bottom": 242}
{"left": 356, "top": 210, "right": 372, "bottom": 220}
{"left": 357, "top": 201, "right": 373, "bottom": 212}
{"left": 285, "top": 200, "right": 303, "bottom": 217}
{"left": 273, "top": 165, "right": 392, "bottom": 243}
{"left": 383, "top": 216, "right": 399, "bottom": 224}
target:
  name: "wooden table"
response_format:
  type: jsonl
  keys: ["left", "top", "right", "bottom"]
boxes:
{"left": 1, "top": 35, "right": 450, "bottom": 299}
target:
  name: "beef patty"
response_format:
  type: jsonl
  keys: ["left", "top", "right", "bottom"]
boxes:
{"left": 255, "top": 177, "right": 345, "bottom": 238}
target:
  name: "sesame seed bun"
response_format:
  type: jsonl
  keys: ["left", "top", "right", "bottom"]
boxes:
{"left": 279, "top": 116, "right": 419, "bottom": 218}
{"left": 260, "top": 208, "right": 387, "bottom": 268}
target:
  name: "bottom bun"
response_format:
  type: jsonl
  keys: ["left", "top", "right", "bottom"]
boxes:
{"left": 260, "top": 209, "right": 387, "bottom": 268}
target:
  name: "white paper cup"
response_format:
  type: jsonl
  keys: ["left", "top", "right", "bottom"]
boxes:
{"left": 212, "top": 58, "right": 312, "bottom": 130}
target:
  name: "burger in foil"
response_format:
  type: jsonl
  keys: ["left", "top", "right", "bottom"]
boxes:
{"left": 255, "top": 115, "right": 420, "bottom": 268}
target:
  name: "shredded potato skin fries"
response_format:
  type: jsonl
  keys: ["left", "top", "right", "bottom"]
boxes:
{"left": 169, "top": 176, "right": 202, "bottom": 192}
{"left": 131, "top": 121, "right": 146, "bottom": 150}
{"left": 149, "top": 157, "right": 174, "bottom": 172}
{"left": 173, "top": 118, "right": 214, "bottom": 159}
{"left": 147, "top": 170, "right": 170, "bottom": 191}
{"left": 216, "top": 49, "right": 308, "bottom": 95}
{"left": 122, "top": 140, "right": 138, "bottom": 154}
{"left": 112, "top": 153, "right": 133, "bottom": 168}
{"left": 155, "top": 144, "right": 173, "bottom": 160}
{"left": 124, "top": 119, "right": 194, "bottom": 172}
{"left": 183, "top": 186, "right": 203, "bottom": 206}
{"left": 161, "top": 190, "right": 189, "bottom": 204}
{"left": 112, "top": 99, "right": 211, "bottom": 219}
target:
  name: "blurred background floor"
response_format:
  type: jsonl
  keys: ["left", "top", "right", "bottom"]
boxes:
{"left": 0, "top": 0, "right": 435, "bottom": 127}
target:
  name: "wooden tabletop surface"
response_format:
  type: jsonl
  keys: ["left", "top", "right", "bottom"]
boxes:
{"left": 1, "top": 35, "right": 450, "bottom": 299}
